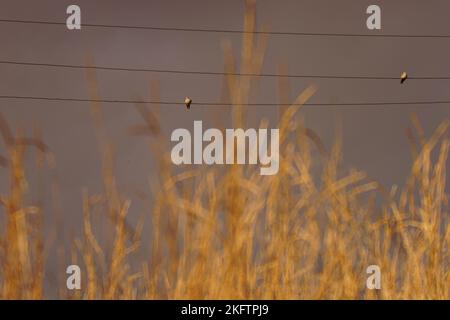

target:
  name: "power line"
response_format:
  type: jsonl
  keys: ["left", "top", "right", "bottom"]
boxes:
{"left": 2, "top": 60, "right": 450, "bottom": 81}
{"left": 1, "top": 18, "right": 450, "bottom": 39}
{"left": 0, "top": 95, "right": 449, "bottom": 107}
{"left": 0, "top": 60, "right": 396, "bottom": 80}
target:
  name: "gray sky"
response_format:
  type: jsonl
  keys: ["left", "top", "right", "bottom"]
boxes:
{"left": 0, "top": 0, "right": 449, "bottom": 293}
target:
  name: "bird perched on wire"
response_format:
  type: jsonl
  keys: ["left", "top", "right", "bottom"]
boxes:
{"left": 400, "top": 72, "right": 408, "bottom": 84}
{"left": 184, "top": 97, "right": 192, "bottom": 109}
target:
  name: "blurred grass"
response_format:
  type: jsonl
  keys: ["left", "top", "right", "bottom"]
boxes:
{"left": 0, "top": 0, "right": 448, "bottom": 299}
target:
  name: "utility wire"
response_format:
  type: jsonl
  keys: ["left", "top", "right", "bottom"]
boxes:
{"left": 1, "top": 60, "right": 450, "bottom": 80}
{"left": 1, "top": 18, "right": 450, "bottom": 39}
{"left": 0, "top": 95, "right": 449, "bottom": 107}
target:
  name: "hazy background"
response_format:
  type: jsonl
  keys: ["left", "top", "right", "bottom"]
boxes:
{"left": 0, "top": 0, "right": 449, "bottom": 294}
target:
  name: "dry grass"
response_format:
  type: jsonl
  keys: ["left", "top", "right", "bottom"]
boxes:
{"left": 0, "top": 0, "right": 448, "bottom": 299}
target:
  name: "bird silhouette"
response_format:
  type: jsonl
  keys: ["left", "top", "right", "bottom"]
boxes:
{"left": 400, "top": 72, "right": 408, "bottom": 84}
{"left": 185, "top": 97, "right": 192, "bottom": 109}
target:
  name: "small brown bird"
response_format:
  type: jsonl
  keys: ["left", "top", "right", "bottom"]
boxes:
{"left": 184, "top": 97, "right": 192, "bottom": 109}
{"left": 400, "top": 72, "right": 408, "bottom": 84}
